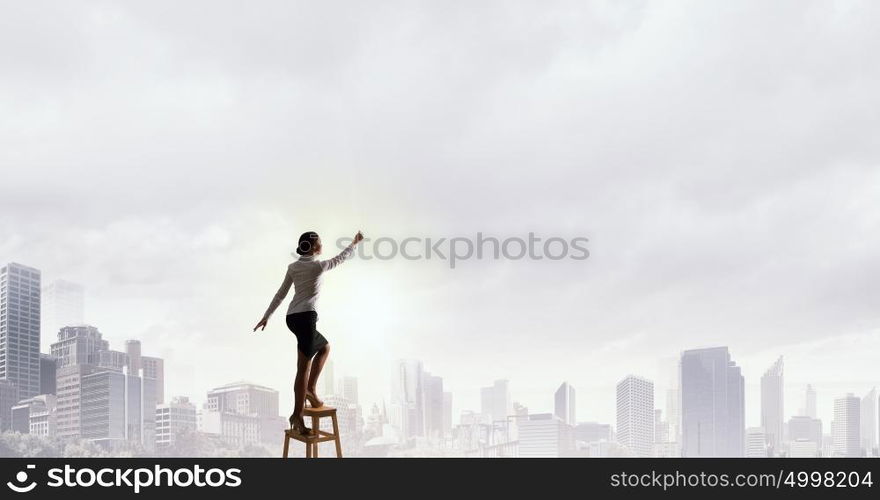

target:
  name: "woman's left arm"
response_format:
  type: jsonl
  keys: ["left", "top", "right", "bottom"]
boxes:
{"left": 254, "top": 266, "right": 293, "bottom": 331}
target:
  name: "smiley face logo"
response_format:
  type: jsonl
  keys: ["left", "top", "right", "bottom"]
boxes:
{"left": 7, "top": 465, "right": 37, "bottom": 493}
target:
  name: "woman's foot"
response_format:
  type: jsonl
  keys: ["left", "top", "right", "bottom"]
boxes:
{"left": 288, "top": 413, "right": 313, "bottom": 435}
{"left": 305, "top": 389, "right": 323, "bottom": 408}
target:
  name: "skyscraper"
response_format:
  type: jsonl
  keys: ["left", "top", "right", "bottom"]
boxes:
{"left": 831, "top": 393, "right": 861, "bottom": 457}
{"left": 680, "top": 347, "right": 745, "bottom": 457}
{"left": 442, "top": 391, "right": 453, "bottom": 437}
{"left": 423, "top": 372, "right": 444, "bottom": 439}
{"left": 41, "top": 279, "right": 84, "bottom": 340}
{"left": 142, "top": 356, "right": 165, "bottom": 404}
{"left": 1, "top": 263, "right": 42, "bottom": 400}
{"left": 760, "top": 356, "right": 784, "bottom": 456}
{"left": 339, "top": 376, "right": 359, "bottom": 405}
{"left": 861, "top": 387, "right": 877, "bottom": 456}
{"left": 616, "top": 375, "right": 654, "bottom": 457}
{"left": 480, "top": 379, "right": 510, "bottom": 424}
{"left": 391, "top": 359, "right": 425, "bottom": 439}
{"left": 554, "top": 381, "right": 576, "bottom": 425}
{"left": 804, "top": 385, "right": 817, "bottom": 418}
{"left": 321, "top": 359, "right": 335, "bottom": 397}
{"left": 125, "top": 340, "right": 142, "bottom": 377}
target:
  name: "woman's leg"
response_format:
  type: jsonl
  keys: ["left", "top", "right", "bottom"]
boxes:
{"left": 293, "top": 348, "right": 312, "bottom": 421}
{"left": 306, "top": 343, "right": 331, "bottom": 403}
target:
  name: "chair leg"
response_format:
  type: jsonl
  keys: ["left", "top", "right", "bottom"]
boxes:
{"left": 332, "top": 415, "right": 342, "bottom": 458}
{"left": 312, "top": 415, "right": 320, "bottom": 458}
{"left": 283, "top": 434, "right": 290, "bottom": 458}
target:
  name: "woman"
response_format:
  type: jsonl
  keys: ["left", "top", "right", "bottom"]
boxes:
{"left": 254, "top": 229, "right": 364, "bottom": 435}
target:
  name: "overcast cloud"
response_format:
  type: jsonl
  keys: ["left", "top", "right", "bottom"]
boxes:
{"left": 2, "top": 0, "right": 879, "bottom": 426}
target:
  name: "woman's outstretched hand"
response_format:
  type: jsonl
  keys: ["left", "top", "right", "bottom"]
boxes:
{"left": 253, "top": 318, "right": 268, "bottom": 332}
{"left": 353, "top": 230, "right": 364, "bottom": 244}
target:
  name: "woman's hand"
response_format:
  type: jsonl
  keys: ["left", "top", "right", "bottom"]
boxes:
{"left": 253, "top": 318, "right": 268, "bottom": 332}
{"left": 353, "top": 230, "right": 364, "bottom": 244}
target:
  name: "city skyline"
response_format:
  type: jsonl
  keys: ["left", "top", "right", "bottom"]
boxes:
{"left": 2, "top": 260, "right": 879, "bottom": 457}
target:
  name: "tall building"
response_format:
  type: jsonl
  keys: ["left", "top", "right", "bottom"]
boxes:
{"left": 0, "top": 263, "right": 42, "bottom": 400}
{"left": 391, "top": 359, "right": 425, "bottom": 439}
{"left": 321, "top": 360, "right": 335, "bottom": 397}
{"left": 745, "top": 427, "right": 768, "bottom": 457}
{"left": 41, "top": 279, "right": 84, "bottom": 340}
{"left": 480, "top": 379, "right": 510, "bottom": 424}
{"left": 831, "top": 393, "right": 861, "bottom": 457}
{"left": 156, "top": 396, "right": 197, "bottom": 448}
{"left": 339, "top": 376, "right": 359, "bottom": 405}
{"left": 861, "top": 387, "right": 877, "bottom": 456}
{"left": 680, "top": 347, "right": 745, "bottom": 457}
{"left": 442, "top": 391, "right": 453, "bottom": 437}
{"left": 80, "top": 367, "right": 157, "bottom": 451}
{"left": 423, "top": 372, "right": 444, "bottom": 439}
{"left": 803, "top": 385, "right": 817, "bottom": 419}
{"left": 125, "top": 340, "right": 142, "bottom": 377}
{"left": 616, "top": 375, "right": 654, "bottom": 457}
{"left": 518, "top": 413, "right": 574, "bottom": 457}
{"left": 142, "top": 356, "right": 165, "bottom": 404}
{"left": 554, "top": 381, "right": 576, "bottom": 425}
{"left": 51, "top": 325, "right": 108, "bottom": 439}
{"left": 760, "top": 356, "right": 784, "bottom": 456}
{"left": 39, "top": 354, "right": 57, "bottom": 395}
{"left": 664, "top": 358, "right": 682, "bottom": 446}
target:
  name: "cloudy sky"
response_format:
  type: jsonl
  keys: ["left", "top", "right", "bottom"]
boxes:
{"left": 2, "top": 0, "right": 879, "bottom": 428}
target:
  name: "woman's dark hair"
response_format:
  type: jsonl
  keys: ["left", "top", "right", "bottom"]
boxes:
{"left": 296, "top": 231, "right": 320, "bottom": 256}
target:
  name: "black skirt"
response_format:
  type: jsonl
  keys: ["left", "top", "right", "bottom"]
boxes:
{"left": 285, "top": 311, "right": 328, "bottom": 357}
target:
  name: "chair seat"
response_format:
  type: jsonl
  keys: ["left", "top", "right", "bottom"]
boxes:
{"left": 303, "top": 405, "right": 337, "bottom": 417}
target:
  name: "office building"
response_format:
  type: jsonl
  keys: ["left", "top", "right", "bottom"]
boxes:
{"left": 555, "top": 381, "right": 576, "bottom": 425}
{"left": 1, "top": 263, "right": 42, "bottom": 400}
{"left": 832, "top": 394, "right": 861, "bottom": 457}
{"left": 760, "top": 356, "right": 784, "bottom": 455}
{"left": 518, "top": 413, "right": 574, "bottom": 457}
{"left": 156, "top": 396, "right": 197, "bottom": 448}
{"left": 616, "top": 375, "right": 655, "bottom": 457}
{"left": 680, "top": 347, "right": 745, "bottom": 457}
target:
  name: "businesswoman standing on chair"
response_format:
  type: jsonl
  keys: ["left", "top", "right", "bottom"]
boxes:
{"left": 254, "top": 230, "right": 364, "bottom": 435}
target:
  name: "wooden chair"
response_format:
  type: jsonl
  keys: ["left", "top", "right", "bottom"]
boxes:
{"left": 282, "top": 406, "right": 342, "bottom": 458}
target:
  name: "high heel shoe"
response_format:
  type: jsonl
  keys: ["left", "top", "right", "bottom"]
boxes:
{"left": 305, "top": 390, "right": 323, "bottom": 408}
{"left": 288, "top": 413, "right": 313, "bottom": 435}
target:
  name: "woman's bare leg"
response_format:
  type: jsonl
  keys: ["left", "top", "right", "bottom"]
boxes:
{"left": 306, "top": 344, "right": 331, "bottom": 405}
{"left": 293, "top": 349, "right": 312, "bottom": 424}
